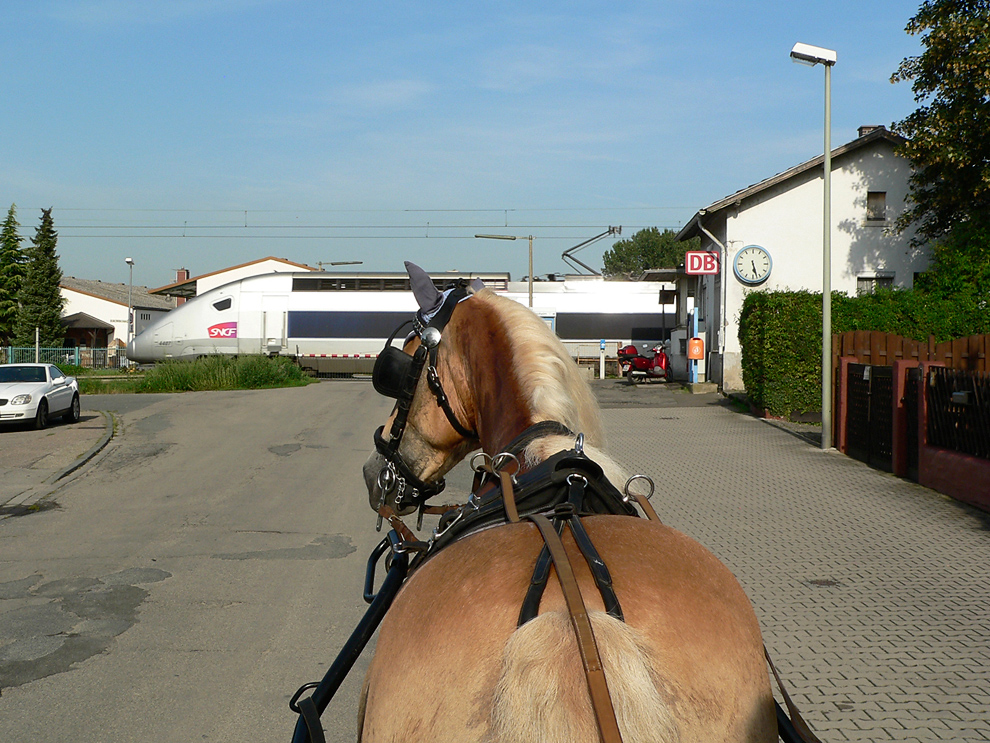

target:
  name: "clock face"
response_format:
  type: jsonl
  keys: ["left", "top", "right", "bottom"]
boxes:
{"left": 733, "top": 246, "right": 772, "bottom": 285}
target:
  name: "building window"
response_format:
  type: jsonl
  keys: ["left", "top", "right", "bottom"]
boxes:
{"left": 866, "top": 191, "right": 886, "bottom": 222}
{"left": 857, "top": 275, "right": 894, "bottom": 294}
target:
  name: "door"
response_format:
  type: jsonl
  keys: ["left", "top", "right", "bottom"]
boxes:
{"left": 262, "top": 295, "right": 288, "bottom": 354}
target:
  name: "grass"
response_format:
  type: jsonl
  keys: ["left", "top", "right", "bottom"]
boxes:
{"left": 76, "top": 356, "right": 312, "bottom": 394}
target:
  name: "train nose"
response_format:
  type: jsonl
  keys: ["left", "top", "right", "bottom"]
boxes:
{"left": 127, "top": 330, "right": 153, "bottom": 363}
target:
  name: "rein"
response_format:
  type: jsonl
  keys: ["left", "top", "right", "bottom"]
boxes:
{"left": 373, "top": 284, "right": 479, "bottom": 513}
{"left": 293, "top": 277, "right": 823, "bottom": 743}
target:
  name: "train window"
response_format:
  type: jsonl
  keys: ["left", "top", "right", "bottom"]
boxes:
{"left": 213, "top": 298, "right": 232, "bottom": 311}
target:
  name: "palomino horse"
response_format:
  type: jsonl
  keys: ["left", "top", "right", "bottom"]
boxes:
{"left": 360, "top": 264, "right": 777, "bottom": 743}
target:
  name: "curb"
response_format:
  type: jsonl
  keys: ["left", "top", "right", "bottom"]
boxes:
{"left": 1, "top": 411, "right": 115, "bottom": 514}
{"left": 47, "top": 410, "right": 115, "bottom": 484}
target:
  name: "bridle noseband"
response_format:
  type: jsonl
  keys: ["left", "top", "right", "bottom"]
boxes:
{"left": 372, "top": 283, "right": 478, "bottom": 512}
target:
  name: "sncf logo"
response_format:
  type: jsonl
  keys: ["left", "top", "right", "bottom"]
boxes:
{"left": 208, "top": 322, "right": 238, "bottom": 339}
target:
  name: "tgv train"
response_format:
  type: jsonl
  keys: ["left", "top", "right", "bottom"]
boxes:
{"left": 127, "top": 270, "right": 675, "bottom": 374}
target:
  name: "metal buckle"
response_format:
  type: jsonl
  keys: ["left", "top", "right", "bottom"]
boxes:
{"left": 431, "top": 493, "right": 480, "bottom": 541}
{"left": 622, "top": 474, "right": 655, "bottom": 503}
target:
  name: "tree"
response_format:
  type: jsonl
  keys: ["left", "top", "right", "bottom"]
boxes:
{"left": 0, "top": 204, "right": 28, "bottom": 344}
{"left": 890, "top": 0, "right": 990, "bottom": 244}
{"left": 13, "top": 208, "right": 66, "bottom": 347}
{"left": 913, "top": 220, "right": 990, "bottom": 298}
{"left": 602, "top": 227, "right": 700, "bottom": 278}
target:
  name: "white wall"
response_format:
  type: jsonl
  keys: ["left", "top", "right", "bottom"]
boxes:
{"left": 62, "top": 290, "right": 126, "bottom": 344}
{"left": 702, "top": 138, "right": 928, "bottom": 391}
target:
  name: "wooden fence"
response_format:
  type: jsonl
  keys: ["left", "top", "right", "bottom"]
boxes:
{"left": 832, "top": 331, "right": 988, "bottom": 372}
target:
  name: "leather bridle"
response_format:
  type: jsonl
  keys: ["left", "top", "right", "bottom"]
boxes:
{"left": 372, "top": 284, "right": 479, "bottom": 513}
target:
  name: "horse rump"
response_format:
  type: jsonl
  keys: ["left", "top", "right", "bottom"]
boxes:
{"left": 490, "top": 610, "right": 679, "bottom": 743}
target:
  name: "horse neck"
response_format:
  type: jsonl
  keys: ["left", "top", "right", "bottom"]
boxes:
{"left": 449, "top": 297, "right": 597, "bottom": 458}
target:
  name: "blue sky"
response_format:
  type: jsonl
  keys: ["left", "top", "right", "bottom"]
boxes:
{"left": 2, "top": 0, "right": 924, "bottom": 288}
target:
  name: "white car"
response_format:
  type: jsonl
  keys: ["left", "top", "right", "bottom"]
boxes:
{"left": 0, "top": 363, "right": 81, "bottom": 429}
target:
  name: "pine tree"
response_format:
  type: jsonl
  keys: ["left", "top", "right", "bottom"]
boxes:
{"left": 13, "top": 208, "right": 66, "bottom": 347}
{"left": 0, "top": 204, "right": 28, "bottom": 345}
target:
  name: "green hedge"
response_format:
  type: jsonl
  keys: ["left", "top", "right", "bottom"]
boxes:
{"left": 738, "top": 288, "right": 990, "bottom": 418}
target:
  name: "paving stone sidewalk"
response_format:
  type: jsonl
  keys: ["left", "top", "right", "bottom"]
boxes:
{"left": 601, "top": 402, "right": 989, "bottom": 742}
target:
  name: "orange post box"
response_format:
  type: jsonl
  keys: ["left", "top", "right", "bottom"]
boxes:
{"left": 687, "top": 337, "right": 705, "bottom": 360}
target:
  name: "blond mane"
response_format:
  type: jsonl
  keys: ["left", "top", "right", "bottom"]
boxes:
{"left": 470, "top": 288, "right": 606, "bottom": 447}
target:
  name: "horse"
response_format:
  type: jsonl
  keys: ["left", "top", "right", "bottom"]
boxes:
{"left": 359, "top": 263, "right": 778, "bottom": 743}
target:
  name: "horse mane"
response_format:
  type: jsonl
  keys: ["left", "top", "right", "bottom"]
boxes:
{"left": 469, "top": 288, "right": 607, "bottom": 449}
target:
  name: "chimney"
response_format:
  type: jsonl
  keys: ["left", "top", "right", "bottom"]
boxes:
{"left": 175, "top": 268, "right": 191, "bottom": 306}
{"left": 858, "top": 125, "right": 884, "bottom": 137}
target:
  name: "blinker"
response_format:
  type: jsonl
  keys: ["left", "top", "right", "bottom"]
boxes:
{"left": 372, "top": 346, "right": 415, "bottom": 399}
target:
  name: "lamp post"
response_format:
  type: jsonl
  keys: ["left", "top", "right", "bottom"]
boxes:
{"left": 791, "top": 41, "right": 836, "bottom": 451}
{"left": 125, "top": 257, "right": 134, "bottom": 364}
{"left": 475, "top": 234, "right": 533, "bottom": 307}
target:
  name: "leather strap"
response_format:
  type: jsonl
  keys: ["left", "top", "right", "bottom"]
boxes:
{"left": 527, "top": 514, "right": 623, "bottom": 743}
{"left": 629, "top": 492, "right": 662, "bottom": 523}
{"left": 501, "top": 470, "right": 520, "bottom": 523}
{"left": 564, "top": 511, "right": 623, "bottom": 621}
{"left": 297, "top": 696, "right": 327, "bottom": 743}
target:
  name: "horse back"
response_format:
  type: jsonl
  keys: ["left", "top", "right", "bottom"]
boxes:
{"left": 360, "top": 516, "right": 776, "bottom": 743}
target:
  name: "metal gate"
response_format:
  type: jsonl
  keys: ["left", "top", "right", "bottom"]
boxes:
{"left": 846, "top": 364, "right": 893, "bottom": 472}
{"left": 904, "top": 366, "right": 920, "bottom": 481}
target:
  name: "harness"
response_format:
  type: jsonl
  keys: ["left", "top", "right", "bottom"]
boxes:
{"left": 290, "top": 291, "right": 824, "bottom": 743}
{"left": 371, "top": 283, "right": 479, "bottom": 512}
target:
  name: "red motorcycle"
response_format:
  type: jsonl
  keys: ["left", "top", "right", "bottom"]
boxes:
{"left": 618, "top": 343, "right": 670, "bottom": 383}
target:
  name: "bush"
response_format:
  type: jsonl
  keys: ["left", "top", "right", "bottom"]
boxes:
{"left": 738, "top": 291, "right": 824, "bottom": 419}
{"left": 138, "top": 355, "right": 308, "bottom": 393}
{"left": 738, "top": 288, "right": 990, "bottom": 418}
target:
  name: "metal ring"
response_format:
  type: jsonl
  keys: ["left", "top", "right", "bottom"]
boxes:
{"left": 377, "top": 466, "right": 397, "bottom": 494}
{"left": 492, "top": 451, "right": 520, "bottom": 474}
{"left": 575, "top": 432, "right": 585, "bottom": 455}
{"left": 623, "top": 474, "right": 655, "bottom": 502}
{"left": 566, "top": 473, "right": 588, "bottom": 486}
{"left": 470, "top": 452, "right": 493, "bottom": 472}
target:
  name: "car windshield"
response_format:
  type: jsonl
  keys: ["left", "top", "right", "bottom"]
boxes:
{"left": 0, "top": 366, "right": 47, "bottom": 383}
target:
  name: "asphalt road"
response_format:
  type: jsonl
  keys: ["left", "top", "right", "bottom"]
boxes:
{"left": 0, "top": 382, "right": 398, "bottom": 743}
{"left": 0, "top": 379, "right": 719, "bottom": 742}
{"left": 5, "top": 379, "right": 982, "bottom": 741}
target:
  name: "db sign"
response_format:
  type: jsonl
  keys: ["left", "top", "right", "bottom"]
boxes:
{"left": 685, "top": 251, "right": 720, "bottom": 275}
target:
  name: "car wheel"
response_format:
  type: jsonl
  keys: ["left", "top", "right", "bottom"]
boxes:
{"left": 34, "top": 400, "right": 49, "bottom": 430}
{"left": 64, "top": 394, "right": 81, "bottom": 424}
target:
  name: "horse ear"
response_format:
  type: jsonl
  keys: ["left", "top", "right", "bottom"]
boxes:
{"left": 404, "top": 261, "right": 443, "bottom": 313}
{"left": 468, "top": 278, "right": 485, "bottom": 294}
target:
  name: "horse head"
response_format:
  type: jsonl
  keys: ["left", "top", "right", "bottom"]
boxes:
{"left": 362, "top": 262, "right": 485, "bottom": 515}
{"left": 363, "top": 261, "right": 608, "bottom": 517}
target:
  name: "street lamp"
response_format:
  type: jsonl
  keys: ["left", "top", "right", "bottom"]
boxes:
{"left": 791, "top": 41, "right": 836, "bottom": 451}
{"left": 125, "top": 257, "right": 134, "bottom": 365}
{"left": 475, "top": 234, "right": 533, "bottom": 307}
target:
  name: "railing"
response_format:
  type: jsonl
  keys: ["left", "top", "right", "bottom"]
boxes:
{"left": 927, "top": 366, "right": 990, "bottom": 461}
{"left": 832, "top": 331, "right": 989, "bottom": 372}
{"left": 844, "top": 364, "right": 893, "bottom": 472}
{"left": 2, "top": 346, "right": 130, "bottom": 369}
{"left": 838, "top": 359, "right": 990, "bottom": 512}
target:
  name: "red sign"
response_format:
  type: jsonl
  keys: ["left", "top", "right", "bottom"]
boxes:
{"left": 685, "top": 251, "right": 720, "bottom": 275}
{"left": 208, "top": 322, "right": 238, "bottom": 339}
